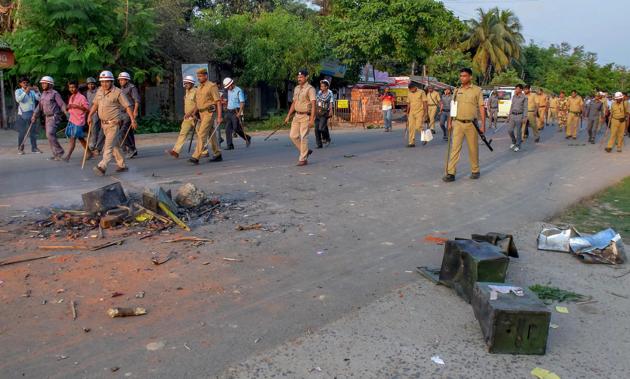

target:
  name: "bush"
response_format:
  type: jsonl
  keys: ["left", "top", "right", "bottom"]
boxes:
{"left": 136, "top": 114, "right": 180, "bottom": 134}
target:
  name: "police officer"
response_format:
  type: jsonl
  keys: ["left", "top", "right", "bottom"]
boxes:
{"left": 506, "top": 84, "right": 527, "bottom": 152}
{"left": 548, "top": 94, "right": 558, "bottom": 127}
{"left": 405, "top": 82, "right": 428, "bottom": 147}
{"left": 31, "top": 76, "right": 66, "bottom": 160}
{"left": 522, "top": 85, "right": 540, "bottom": 143}
{"left": 167, "top": 75, "right": 205, "bottom": 158}
{"left": 566, "top": 90, "right": 584, "bottom": 140}
{"left": 284, "top": 68, "right": 316, "bottom": 166}
{"left": 605, "top": 92, "right": 628, "bottom": 153}
{"left": 189, "top": 67, "right": 223, "bottom": 164}
{"left": 488, "top": 91, "right": 499, "bottom": 129}
{"left": 439, "top": 88, "right": 452, "bottom": 141}
{"left": 88, "top": 71, "right": 137, "bottom": 176}
{"left": 426, "top": 85, "right": 440, "bottom": 134}
{"left": 584, "top": 92, "right": 604, "bottom": 144}
{"left": 117, "top": 72, "right": 141, "bottom": 158}
{"left": 443, "top": 68, "right": 485, "bottom": 182}
{"left": 557, "top": 91, "right": 569, "bottom": 132}
{"left": 536, "top": 88, "right": 548, "bottom": 130}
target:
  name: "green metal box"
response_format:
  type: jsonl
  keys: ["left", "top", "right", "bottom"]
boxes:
{"left": 438, "top": 240, "right": 509, "bottom": 303}
{"left": 472, "top": 282, "right": 551, "bottom": 355}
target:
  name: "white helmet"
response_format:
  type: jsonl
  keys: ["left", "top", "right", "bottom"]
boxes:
{"left": 222, "top": 77, "right": 234, "bottom": 88}
{"left": 183, "top": 75, "right": 195, "bottom": 85}
{"left": 118, "top": 72, "right": 131, "bottom": 80}
{"left": 614, "top": 92, "right": 624, "bottom": 100}
{"left": 40, "top": 76, "right": 54, "bottom": 85}
{"left": 99, "top": 70, "right": 115, "bottom": 81}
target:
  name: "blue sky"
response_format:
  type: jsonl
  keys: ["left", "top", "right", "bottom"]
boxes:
{"left": 441, "top": 0, "right": 628, "bottom": 66}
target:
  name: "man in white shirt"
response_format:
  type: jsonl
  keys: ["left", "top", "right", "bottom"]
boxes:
{"left": 14, "top": 77, "right": 42, "bottom": 154}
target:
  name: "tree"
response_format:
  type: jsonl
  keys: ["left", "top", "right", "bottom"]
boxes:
{"left": 489, "top": 69, "right": 524, "bottom": 86}
{"left": 426, "top": 49, "right": 472, "bottom": 86}
{"left": 324, "top": 0, "right": 464, "bottom": 77}
{"left": 460, "top": 7, "right": 524, "bottom": 84}
{"left": 7, "top": 0, "right": 159, "bottom": 84}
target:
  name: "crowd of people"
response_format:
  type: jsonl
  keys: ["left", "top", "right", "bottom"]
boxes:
{"left": 11, "top": 66, "right": 630, "bottom": 181}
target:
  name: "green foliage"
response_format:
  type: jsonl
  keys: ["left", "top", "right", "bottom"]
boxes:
{"left": 529, "top": 284, "right": 586, "bottom": 303}
{"left": 427, "top": 49, "right": 472, "bottom": 86}
{"left": 195, "top": 8, "right": 324, "bottom": 88}
{"left": 136, "top": 114, "right": 180, "bottom": 134}
{"left": 460, "top": 7, "right": 524, "bottom": 84}
{"left": 324, "top": 0, "right": 464, "bottom": 76}
{"left": 489, "top": 68, "right": 524, "bottom": 86}
{"left": 7, "top": 0, "right": 160, "bottom": 84}
{"left": 245, "top": 112, "right": 288, "bottom": 131}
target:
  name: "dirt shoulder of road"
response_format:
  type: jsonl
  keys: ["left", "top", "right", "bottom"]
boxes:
{"left": 222, "top": 182, "right": 630, "bottom": 379}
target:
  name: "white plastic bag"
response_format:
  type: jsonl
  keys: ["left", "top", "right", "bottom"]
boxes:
{"left": 450, "top": 100, "right": 458, "bottom": 118}
{"left": 421, "top": 129, "right": 433, "bottom": 142}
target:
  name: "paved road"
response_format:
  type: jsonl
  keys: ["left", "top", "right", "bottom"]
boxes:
{"left": 1, "top": 124, "right": 629, "bottom": 378}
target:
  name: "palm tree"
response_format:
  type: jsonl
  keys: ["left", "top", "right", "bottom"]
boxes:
{"left": 460, "top": 7, "right": 524, "bottom": 84}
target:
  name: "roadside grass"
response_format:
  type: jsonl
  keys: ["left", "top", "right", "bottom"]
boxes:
{"left": 556, "top": 176, "right": 630, "bottom": 238}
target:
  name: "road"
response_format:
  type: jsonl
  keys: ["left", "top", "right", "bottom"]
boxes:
{"left": 0, "top": 123, "right": 629, "bottom": 378}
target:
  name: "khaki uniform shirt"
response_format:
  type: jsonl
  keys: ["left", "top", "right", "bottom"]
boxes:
{"left": 195, "top": 81, "right": 220, "bottom": 112}
{"left": 407, "top": 89, "right": 427, "bottom": 114}
{"left": 568, "top": 95, "right": 584, "bottom": 113}
{"left": 427, "top": 91, "right": 440, "bottom": 107}
{"left": 293, "top": 83, "right": 316, "bottom": 113}
{"left": 184, "top": 87, "right": 197, "bottom": 115}
{"left": 454, "top": 84, "right": 483, "bottom": 120}
{"left": 610, "top": 101, "right": 628, "bottom": 120}
{"left": 549, "top": 97, "right": 558, "bottom": 109}
{"left": 536, "top": 94, "right": 548, "bottom": 108}
{"left": 526, "top": 93, "right": 538, "bottom": 112}
{"left": 92, "top": 86, "right": 131, "bottom": 122}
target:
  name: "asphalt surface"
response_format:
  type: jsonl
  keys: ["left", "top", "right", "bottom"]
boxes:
{"left": 1, "top": 123, "right": 629, "bottom": 378}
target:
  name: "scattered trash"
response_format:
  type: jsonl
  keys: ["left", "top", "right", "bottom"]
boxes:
{"left": 71, "top": 300, "right": 77, "bottom": 320}
{"left": 538, "top": 225, "right": 626, "bottom": 264}
{"left": 549, "top": 323, "right": 559, "bottom": 329}
{"left": 175, "top": 183, "right": 207, "bottom": 209}
{"left": 316, "top": 251, "right": 326, "bottom": 255}
{"left": 555, "top": 306, "right": 569, "bottom": 314}
{"left": 488, "top": 285, "right": 524, "bottom": 300}
{"left": 236, "top": 223, "right": 262, "bottom": 231}
{"left": 423, "top": 235, "right": 448, "bottom": 245}
{"left": 56, "top": 355, "right": 69, "bottom": 361}
{"left": 159, "top": 201, "right": 190, "bottom": 231}
{"left": 110, "top": 367, "right": 120, "bottom": 372}
{"left": 222, "top": 257, "right": 243, "bottom": 262}
{"left": 431, "top": 355, "right": 445, "bottom": 365}
{"left": 83, "top": 328, "right": 91, "bottom": 333}
{"left": 82, "top": 182, "right": 127, "bottom": 214}
{"left": 184, "top": 343, "right": 192, "bottom": 351}
{"left": 529, "top": 285, "right": 587, "bottom": 303}
{"left": 531, "top": 367, "right": 561, "bottom": 379}
{"left": 135, "top": 291, "right": 145, "bottom": 299}
{"left": 254, "top": 338, "right": 261, "bottom": 344}
{"left": 151, "top": 253, "right": 174, "bottom": 266}
{"left": 135, "top": 213, "right": 153, "bottom": 222}
{"left": 163, "top": 237, "right": 212, "bottom": 243}
{"left": 111, "top": 292, "right": 124, "bottom": 297}
{"left": 146, "top": 341, "right": 165, "bottom": 351}
{"left": 343, "top": 154, "right": 356, "bottom": 158}
{"left": 107, "top": 307, "right": 147, "bottom": 318}
{"left": 91, "top": 238, "right": 125, "bottom": 251}
{"left": 310, "top": 367, "right": 323, "bottom": 372}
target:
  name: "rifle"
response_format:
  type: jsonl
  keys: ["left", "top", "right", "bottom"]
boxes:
{"left": 472, "top": 119, "right": 493, "bottom": 152}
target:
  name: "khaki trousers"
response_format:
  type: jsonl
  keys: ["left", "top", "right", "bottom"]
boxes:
{"left": 192, "top": 112, "right": 221, "bottom": 159}
{"left": 172, "top": 119, "right": 208, "bottom": 155}
{"left": 98, "top": 121, "right": 125, "bottom": 170}
{"left": 428, "top": 106, "right": 438, "bottom": 131}
{"left": 607, "top": 119, "right": 625, "bottom": 151}
{"left": 566, "top": 113, "right": 580, "bottom": 138}
{"left": 537, "top": 108, "right": 546, "bottom": 129}
{"left": 408, "top": 111, "right": 425, "bottom": 145}
{"left": 549, "top": 109, "right": 557, "bottom": 125}
{"left": 522, "top": 111, "right": 539, "bottom": 139}
{"left": 447, "top": 120, "right": 479, "bottom": 176}
{"left": 290, "top": 113, "right": 310, "bottom": 161}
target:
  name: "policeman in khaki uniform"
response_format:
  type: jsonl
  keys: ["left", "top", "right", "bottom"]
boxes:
{"left": 426, "top": 85, "right": 440, "bottom": 134}
{"left": 548, "top": 95, "right": 558, "bottom": 127}
{"left": 566, "top": 90, "right": 584, "bottom": 139}
{"left": 605, "top": 92, "right": 629, "bottom": 153}
{"left": 88, "top": 71, "right": 136, "bottom": 176}
{"left": 443, "top": 68, "right": 485, "bottom": 182}
{"left": 522, "top": 85, "right": 540, "bottom": 142}
{"left": 405, "top": 82, "right": 428, "bottom": 147}
{"left": 557, "top": 91, "right": 569, "bottom": 132}
{"left": 167, "top": 75, "right": 207, "bottom": 158}
{"left": 284, "top": 68, "right": 316, "bottom": 166}
{"left": 189, "top": 67, "right": 222, "bottom": 164}
{"left": 536, "top": 88, "right": 548, "bottom": 130}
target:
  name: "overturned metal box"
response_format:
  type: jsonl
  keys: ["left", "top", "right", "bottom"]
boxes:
{"left": 439, "top": 240, "right": 509, "bottom": 303}
{"left": 82, "top": 183, "right": 127, "bottom": 214}
{"left": 472, "top": 282, "right": 550, "bottom": 355}
{"left": 471, "top": 233, "right": 519, "bottom": 258}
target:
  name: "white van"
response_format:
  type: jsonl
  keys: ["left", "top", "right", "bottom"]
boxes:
{"left": 494, "top": 87, "right": 516, "bottom": 118}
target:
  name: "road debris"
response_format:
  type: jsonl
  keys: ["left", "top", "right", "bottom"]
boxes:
{"left": 159, "top": 201, "right": 190, "bottom": 231}
{"left": 56, "top": 355, "right": 69, "bottom": 361}
{"left": 151, "top": 253, "right": 175, "bottom": 265}
{"left": 431, "top": 355, "right": 445, "bottom": 365}
{"left": 163, "top": 236, "right": 212, "bottom": 243}
{"left": 529, "top": 285, "right": 587, "bottom": 303}
{"left": 555, "top": 306, "right": 569, "bottom": 314}
{"left": 135, "top": 291, "right": 145, "bottom": 298}
{"left": 236, "top": 223, "right": 262, "bottom": 231}
{"left": 531, "top": 367, "right": 561, "bottom": 379}
{"left": 423, "top": 235, "right": 448, "bottom": 245}
{"left": 222, "top": 257, "right": 243, "bottom": 262}
{"left": 107, "top": 307, "right": 147, "bottom": 318}
{"left": 175, "top": 183, "right": 207, "bottom": 209}
{"left": 82, "top": 183, "right": 128, "bottom": 213}
{"left": 91, "top": 239, "right": 125, "bottom": 251}
{"left": 0, "top": 255, "right": 51, "bottom": 267}
{"left": 146, "top": 341, "right": 165, "bottom": 351}
{"left": 538, "top": 225, "right": 626, "bottom": 264}
{"left": 71, "top": 300, "right": 77, "bottom": 320}
{"left": 111, "top": 292, "right": 124, "bottom": 297}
